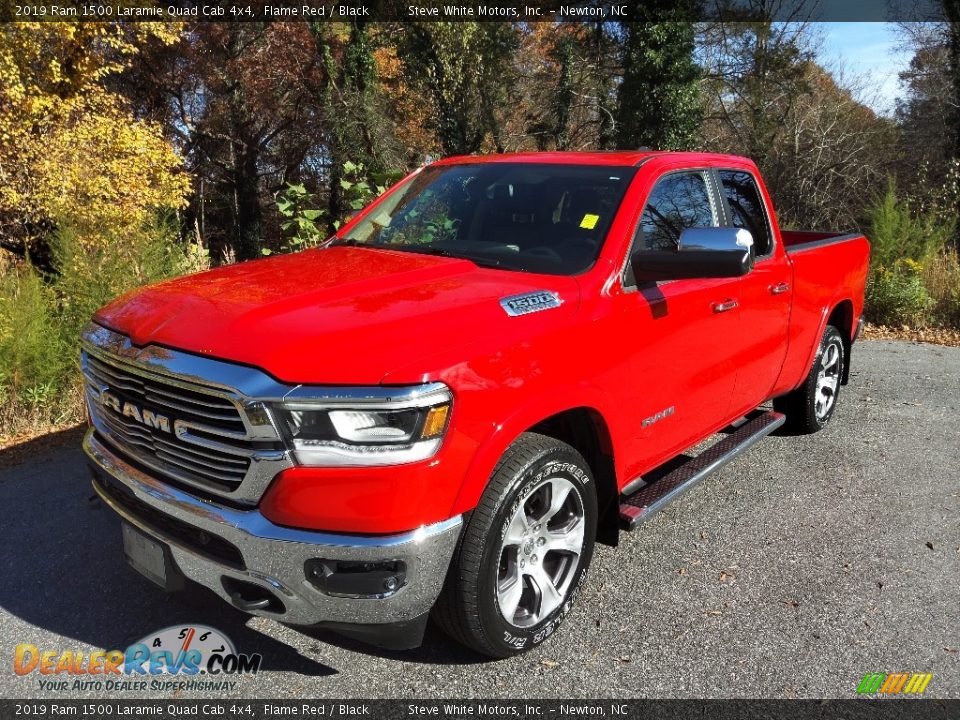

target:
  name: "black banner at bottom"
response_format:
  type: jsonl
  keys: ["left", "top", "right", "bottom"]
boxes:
{"left": 0, "top": 700, "right": 958, "bottom": 720}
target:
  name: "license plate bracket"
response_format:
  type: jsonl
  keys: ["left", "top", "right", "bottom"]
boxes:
{"left": 121, "top": 522, "right": 185, "bottom": 592}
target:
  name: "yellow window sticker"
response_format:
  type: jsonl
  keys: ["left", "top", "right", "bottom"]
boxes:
{"left": 580, "top": 214, "right": 600, "bottom": 230}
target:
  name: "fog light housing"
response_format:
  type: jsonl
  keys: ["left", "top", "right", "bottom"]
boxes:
{"left": 305, "top": 559, "right": 407, "bottom": 598}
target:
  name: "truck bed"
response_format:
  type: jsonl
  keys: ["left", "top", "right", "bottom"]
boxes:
{"left": 781, "top": 230, "right": 864, "bottom": 253}
{"left": 777, "top": 230, "right": 870, "bottom": 391}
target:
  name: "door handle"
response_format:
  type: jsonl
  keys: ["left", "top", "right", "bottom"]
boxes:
{"left": 769, "top": 282, "right": 791, "bottom": 295}
{"left": 712, "top": 299, "right": 738, "bottom": 313}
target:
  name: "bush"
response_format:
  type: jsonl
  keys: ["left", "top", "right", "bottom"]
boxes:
{"left": 52, "top": 216, "right": 209, "bottom": 341}
{"left": 0, "top": 267, "right": 75, "bottom": 435}
{"left": 0, "top": 215, "right": 210, "bottom": 440}
{"left": 267, "top": 161, "right": 395, "bottom": 256}
{"left": 924, "top": 249, "right": 960, "bottom": 327}
{"left": 868, "top": 183, "right": 954, "bottom": 268}
{"left": 866, "top": 259, "right": 935, "bottom": 327}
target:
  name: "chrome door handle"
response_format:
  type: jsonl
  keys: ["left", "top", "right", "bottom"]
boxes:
{"left": 769, "top": 282, "right": 791, "bottom": 295}
{"left": 712, "top": 299, "right": 739, "bottom": 313}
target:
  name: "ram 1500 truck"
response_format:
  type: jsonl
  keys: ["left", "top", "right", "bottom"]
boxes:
{"left": 82, "top": 151, "right": 869, "bottom": 657}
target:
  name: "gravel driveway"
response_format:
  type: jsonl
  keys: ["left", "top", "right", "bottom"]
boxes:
{"left": 0, "top": 339, "right": 957, "bottom": 699}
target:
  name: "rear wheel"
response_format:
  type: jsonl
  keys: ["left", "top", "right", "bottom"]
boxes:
{"left": 434, "top": 433, "right": 596, "bottom": 657}
{"left": 774, "top": 324, "right": 845, "bottom": 434}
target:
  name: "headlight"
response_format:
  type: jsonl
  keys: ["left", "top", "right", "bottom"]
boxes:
{"left": 272, "top": 385, "right": 452, "bottom": 467}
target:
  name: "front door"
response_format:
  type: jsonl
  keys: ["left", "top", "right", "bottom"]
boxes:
{"left": 617, "top": 169, "right": 743, "bottom": 478}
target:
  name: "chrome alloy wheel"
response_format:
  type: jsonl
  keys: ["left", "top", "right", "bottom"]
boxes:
{"left": 496, "top": 476, "right": 585, "bottom": 627}
{"left": 815, "top": 339, "right": 842, "bottom": 421}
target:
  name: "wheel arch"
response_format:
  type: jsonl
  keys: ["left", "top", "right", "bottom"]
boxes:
{"left": 827, "top": 299, "right": 854, "bottom": 385}
{"left": 451, "top": 398, "right": 622, "bottom": 548}
{"left": 527, "top": 408, "right": 620, "bottom": 547}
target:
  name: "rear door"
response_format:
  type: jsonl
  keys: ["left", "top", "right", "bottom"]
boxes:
{"left": 715, "top": 169, "right": 791, "bottom": 414}
{"left": 617, "top": 168, "right": 742, "bottom": 473}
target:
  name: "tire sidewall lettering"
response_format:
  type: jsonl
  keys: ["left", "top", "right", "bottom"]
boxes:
{"left": 486, "top": 452, "right": 596, "bottom": 653}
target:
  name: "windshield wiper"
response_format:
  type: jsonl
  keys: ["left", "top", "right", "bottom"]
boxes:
{"left": 391, "top": 245, "right": 505, "bottom": 269}
{"left": 328, "top": 237, "right": 364, "bottom": 247}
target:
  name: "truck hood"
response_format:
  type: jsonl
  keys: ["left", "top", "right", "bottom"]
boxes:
{"left": 94, "top": 246, "right": 580, "bottom": 385}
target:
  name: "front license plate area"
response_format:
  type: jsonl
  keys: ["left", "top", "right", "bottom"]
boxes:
{"left": 122, "top": 522, "right": 185, "bottom": 592}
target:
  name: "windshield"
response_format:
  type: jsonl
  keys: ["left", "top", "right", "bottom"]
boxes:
{"left": 338, "top": 163, "right": 637, "bottom": 275}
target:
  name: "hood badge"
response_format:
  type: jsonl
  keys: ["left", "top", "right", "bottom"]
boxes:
{"left": 500, "top": 291, "right": 563, "bottom": 317}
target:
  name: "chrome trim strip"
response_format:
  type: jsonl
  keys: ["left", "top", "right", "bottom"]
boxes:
{"left": 281, "top": 383, "right": 451, "bottom": 410}
{"left": 82, "top": 323, "right": 452, "bottom": 407}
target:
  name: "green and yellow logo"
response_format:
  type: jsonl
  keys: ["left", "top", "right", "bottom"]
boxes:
{"left": 857, "top": 673, "right": 933, "bottom": 695}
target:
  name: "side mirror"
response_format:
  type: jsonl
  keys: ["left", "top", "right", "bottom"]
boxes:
{"left": 630, "top": 227, "right": 755, "bottom": 283}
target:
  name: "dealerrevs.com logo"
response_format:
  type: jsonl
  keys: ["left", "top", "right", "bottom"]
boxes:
{"left": 13, "top": 625, "right": 262, "bottom": 693}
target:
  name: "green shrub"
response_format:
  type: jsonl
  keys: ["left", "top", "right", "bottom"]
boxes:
{"left": 868, "top": 183, "right": 954, "bottom": 268}
{"left": 0, "top": 267, "right": 74, "bottom": 434}
{"left": 866, "top": 259, "right": 935, "bottom": 327}
{"left": 267, "top": 161, "right": 396, "bottom": 256}
{"left": 0, "top": 215, "right": 209, "bottom": 439}
{"left": 52, "top": 215, "right": 208, "bottom": 343}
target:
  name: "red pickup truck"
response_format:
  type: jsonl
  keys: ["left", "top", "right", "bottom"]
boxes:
{"left": 82, "top": 151, "right": 869, "bottom": 657}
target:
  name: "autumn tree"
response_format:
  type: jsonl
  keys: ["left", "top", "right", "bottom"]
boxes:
{"left": 0, "top": 22, "right": 190, "bottom": 266}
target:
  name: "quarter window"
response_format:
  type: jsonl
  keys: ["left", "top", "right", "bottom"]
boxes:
{"left": 718, "top": 170, "right": 772, "bottom": 256}
{"left": 635, "top": 171, "right": 719, "bottom": 252}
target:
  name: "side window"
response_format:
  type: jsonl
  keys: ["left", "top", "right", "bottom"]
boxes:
{"left": 718, "top": 170, "right": 773, "bottom": 256}
{"left": 635, "top": 171, "right": 718, "bottom": 252}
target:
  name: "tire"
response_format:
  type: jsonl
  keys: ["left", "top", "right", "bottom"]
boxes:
{"left": 433, "top": 432, "right": 597, "bottom": 658}
{"left": 774, "top": 324, "right": 845, "bottom": 434}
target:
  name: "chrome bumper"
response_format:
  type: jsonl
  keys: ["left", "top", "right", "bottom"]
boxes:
{"left": 84, "top": 429, "right": 462, "bottom": 627}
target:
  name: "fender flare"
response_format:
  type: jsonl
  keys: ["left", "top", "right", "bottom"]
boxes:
{"left": 449, "top": 383, "right": 620, "bottom": 517}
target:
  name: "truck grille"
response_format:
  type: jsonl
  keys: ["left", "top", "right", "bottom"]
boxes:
{"left": 82, "top": 349, "right": 255, "bottom": 494}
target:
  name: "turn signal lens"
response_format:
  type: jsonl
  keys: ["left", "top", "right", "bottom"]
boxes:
{"left": 421, "top": 404, "right": 450, "bottom": 440}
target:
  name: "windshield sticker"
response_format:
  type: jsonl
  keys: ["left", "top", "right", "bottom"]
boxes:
{"left": 580, "top": 214, "right": 600, "bottom": 230}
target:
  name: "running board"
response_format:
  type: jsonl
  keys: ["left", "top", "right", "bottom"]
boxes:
{"left": 619, "top": 411, "right": 785, "bottom": 530}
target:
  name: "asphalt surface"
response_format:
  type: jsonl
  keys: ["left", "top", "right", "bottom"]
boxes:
{"left": 0, "top": 339, "right": 957, "bottom": 699}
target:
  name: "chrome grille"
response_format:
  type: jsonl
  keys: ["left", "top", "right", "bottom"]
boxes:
{"left": 80, "top": 334, "right": 291, "bottom": 504}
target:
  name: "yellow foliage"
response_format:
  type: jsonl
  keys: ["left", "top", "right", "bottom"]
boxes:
{"left": 0, "top": 21, "right": 188, "bottom": 247}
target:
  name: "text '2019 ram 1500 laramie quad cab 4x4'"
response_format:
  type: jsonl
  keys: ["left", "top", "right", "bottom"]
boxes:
{"left": 82, "top": 151, "right": 869, "bottom": 657}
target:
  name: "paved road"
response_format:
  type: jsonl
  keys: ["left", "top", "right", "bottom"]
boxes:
{"left": 0, "top": 340, "right": 957, "bottom": 699}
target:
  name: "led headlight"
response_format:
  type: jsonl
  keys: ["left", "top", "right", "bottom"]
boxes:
{"left": 273, "top": 385, "right": 451, "bottom": 467}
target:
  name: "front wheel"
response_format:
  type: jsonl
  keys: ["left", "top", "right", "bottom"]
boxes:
{"left": 433, "top": 433, "right": 596, "bottom": 657}
{"left": 774, "top": 324, "right": 845, "bottom": 434}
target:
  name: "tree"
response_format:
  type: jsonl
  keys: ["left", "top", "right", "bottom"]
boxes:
{"left": 398, "top": 22, "right": 518, "bottom": 155}
{"left": 0, "top": 22, "right": 189, "bottom": 265}
{"left": 125, "top": 22, "right": 321, "bottom": 260}
{"left": 700, "top": 18, "right": 815, "bottom": 164}
{"left": 701, "top": 16, "right": 896, "bottom": 229}
{"left": 615, "top": 10, "right": 702, "bottom": 150}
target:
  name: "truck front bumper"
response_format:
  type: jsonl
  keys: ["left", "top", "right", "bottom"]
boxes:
{"left": 84, "top": 429, "right": 462, "bottom": 635}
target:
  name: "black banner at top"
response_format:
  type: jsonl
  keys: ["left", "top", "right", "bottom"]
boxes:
{"left": 1, "top": 0, "right": 952, "bottom": 23}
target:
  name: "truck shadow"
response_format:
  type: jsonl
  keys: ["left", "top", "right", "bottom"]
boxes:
{"left": 0, "top": 432, "right": 488, "bottom": 678}
{"left": 0, "top": 436, "right": 336, "bottom": 681}
{"left": 294, "top": 624, "right": 491, "bottom": 666}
